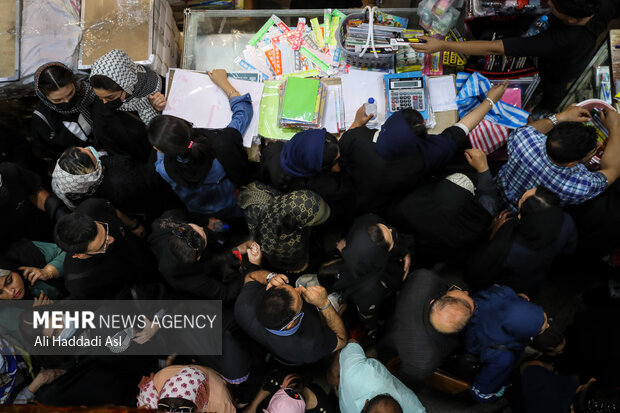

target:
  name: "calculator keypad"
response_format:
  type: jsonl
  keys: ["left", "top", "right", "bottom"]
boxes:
{"left": 390, "top": 90, "right": 426, "bottom": 112}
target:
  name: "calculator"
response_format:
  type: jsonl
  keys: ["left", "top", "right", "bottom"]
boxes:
{"left": 384, "top": 72, "right": 428, "bottom": 120}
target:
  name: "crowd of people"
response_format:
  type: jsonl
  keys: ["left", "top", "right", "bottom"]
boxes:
{"left": 1, "top": 0, "right": 620, "bottom": 410}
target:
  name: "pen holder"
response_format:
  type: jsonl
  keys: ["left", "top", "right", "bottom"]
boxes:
{"left": 336, "top": 10, "right": 395, "bottom": 69}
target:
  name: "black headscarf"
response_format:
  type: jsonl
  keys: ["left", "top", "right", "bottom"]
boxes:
{"left": 34, "top": 62, "right": 96, "bottom": 126}
{"left": 163, "top": 130, "right": 217, "bottom": 189}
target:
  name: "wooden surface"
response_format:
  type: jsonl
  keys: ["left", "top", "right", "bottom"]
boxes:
{"left": 80, "top": 0, "right": 152, "bottom": 65}
{"left": 0, "top": 0, "right": 17, "bottom": 79}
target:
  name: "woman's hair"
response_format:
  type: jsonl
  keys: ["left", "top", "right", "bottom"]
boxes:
{"left": 367, "top": 224, "right": 391, "bottom": 251}
{"left": 530, "top": 326, "right": 564, "bottom": 354}
{"left": 322, "top": 134, "right": 340, "bottom": 170}
{"left": 401, "top": 108, "right": 428, "bottom": 139}
{"left": 164, "top": 222, "right": 206, "bottom": 265}
{"left": 58, "top": 147, "right": 96, "bottom": 175}
{"left": 148, "top": 115, "right": 215, "bottom": 163}
{"left": 89, "top": 75, "right": 123, "bottom": 92}
{"left": 520, "top": 186, "right": 561, "bottom": 215}
{"left": 38, "top": 66, "right": 74, "bottom": 95}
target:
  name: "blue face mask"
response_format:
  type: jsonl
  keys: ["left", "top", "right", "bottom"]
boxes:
{"left": 87, "top": 146, "right": 100, "bottom": 163}
{"left": 265, "top": 312, "right": 304, "bottom": 337}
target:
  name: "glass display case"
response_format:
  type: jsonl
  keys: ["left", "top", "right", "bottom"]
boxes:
{"left": 182, "top": 8, "right": 421, "bottom": 72}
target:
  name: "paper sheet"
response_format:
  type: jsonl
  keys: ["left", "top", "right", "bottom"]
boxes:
{"left": 427, "top": 75, "right": 458, "bottom": 112}
{"left": 163, "top": 69, "right": 264, "bottom": 148}
{"left": 340, "top": 69, "right": 387, "bottom": 129}
{"left": 258, "top": 80, "right": 301, "bottom": 141}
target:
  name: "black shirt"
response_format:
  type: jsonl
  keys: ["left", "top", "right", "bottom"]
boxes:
{"left": 503, "top": 0, "right": 620, "bottom": 85}
{"left": 384, "top": 270, "right": 461, "bottom": 385}
{"left": 234, "top": 281, "right": 337, "bottom": 364}
{"left": 62, "top": 198, "right": 154, "bottom": 299}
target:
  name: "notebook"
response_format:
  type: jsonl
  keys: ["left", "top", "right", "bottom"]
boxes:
{"left": 281, "top": 77, "right": 321, "bottom": 123}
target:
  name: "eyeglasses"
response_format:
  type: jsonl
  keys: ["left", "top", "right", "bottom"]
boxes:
{"left": 157, "top": 404, "right": 195, "bottom": 412}
{"left": 88, "top": 221, "right": 109, "bottom": 255}
{"left": 280, "top": 311, "right": 304, "bottom": 331}
{"left": 172, "top": 226, "right": 202, "bottom": 250}
{"left": 448, "top": 285, "right": 462, "bottom": 292}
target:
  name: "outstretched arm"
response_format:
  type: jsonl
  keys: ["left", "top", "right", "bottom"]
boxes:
{"left": 411, "top": 35, "right": 505, "bottom": 56}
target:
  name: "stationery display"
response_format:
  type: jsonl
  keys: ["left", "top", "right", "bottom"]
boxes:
{"left": 278, "top": 77, "right": 327, "bottom": 129}
{"left": 577, "top": 99, "right": 617, "bottom": 170}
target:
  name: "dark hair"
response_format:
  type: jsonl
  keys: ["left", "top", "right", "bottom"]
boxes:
{"left": 401, "top": 108, "right": 428, "bottom": 139}
{"left": 430, "top": 295, "right": 474, "bottom": 332}
{"left": 574, "top": 381, "right": 620, "bottom": 413}
{"left": 552, "top": 0, "right": 600, "bottom": 18}
{"left": 89, "top": 74, "right": 123, "bottom": 92}
{"left": 361, "top": 394, "right": 403, "bottom": 413}
{"left": 546, "top": 122, "right": 598, "bottom": 164}
{"left": 58, "top": 146, "right": 97, "bottom": 175}
{"left": 322, "top": 134, "right": 340, "bottom": 170}
{"left": 256, "top": 286, "right": 296, "bottom": 330}
{"left": 520, "top": 186, "right": 561, "bottom": 215}
{"left": 148, "top": 115, "right": 215, "bottom": 163}
{"left": 54, "top": 213, "right": 98, "bottom": 253}
{"left": 530, "top": 326, "right": 564, "bottom": 353}
{"left": 157, "top": 398, "right": 198, "bottom": 412}
{"left": 367, "top": 224, "right": 391, "bottom": 251}
{"left": 167, "top": 224, "right": 206, "bottom": 264}
{"left": 38, "top": 66, "right": 74, "bottom": 95}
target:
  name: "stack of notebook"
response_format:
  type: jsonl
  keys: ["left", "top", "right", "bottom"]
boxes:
{"left": 584, "top": 107, "right": 609, "bottom": 170}
{"left": 278, "top": 77, "right": 327, "bottom": 129}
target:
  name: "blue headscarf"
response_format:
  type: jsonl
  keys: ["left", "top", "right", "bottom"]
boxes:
{"left": 280, "top": 129, "right": 326, "bottom": 178}
{"left": 465, "top": 285, "right": 545, "bottom": 360}
{"left": 375, "top": 111, "right": 421, "bottom": 161}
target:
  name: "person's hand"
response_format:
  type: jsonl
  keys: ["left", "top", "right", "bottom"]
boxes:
{"left": 298, "top": 285, "right": 329, "bottom": 308}
{"left": 20, "top": 266, "right": 54, "bottom": 285}
{"left": 247, "top": 242, "right": 262, "bottom": 266}
{"left": 131, "top": 224, "right": 146, "bottom": 238}
{"left": 148, "top": 92, "right": 167, "bottom": 112}
{"left": 266, "top": 274, "right": 289, "bottom": 290}
{"left": 401, "top": 253, "right": 411, "bottom": 281}
{"left": 206, "top": 216, "right": 221, "bottom": 232}
{"left": 409, "top": 35, "right": 445, "bottom": 54}
{"left": 490, "top": 209, "right": 514, "bottom": 240}
{"left": 517, "top": 293, "right": 530, "bottom": 301}
{"left": 486, "top": 80, "right": 509, "bottom": 104}
{"left": 133, "top": 317, "right": 160, "bottom": 344}
{"left": 29, "top": 369, "right": 66, "bottom": 394}
{"left": 33, "top": 292, "right": 53, "bottom": 307}
{"left": 336, "top": 238, "right": 346, "bottom": 253}
{"left": 465, "top": 148, "right": 489, "bottom": 173}
{"left": 351, "top": 105, "right": 373, "bottom": 128}
{"left": 599, "top": 106, "right": 620, "bottom": 132}
{"left": 556, "top": 103, "right": 591, "bottom": 123}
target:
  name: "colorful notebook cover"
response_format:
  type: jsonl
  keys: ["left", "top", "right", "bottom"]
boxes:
{"left": 281, "top": 77, "right": 321, "bottom": 123}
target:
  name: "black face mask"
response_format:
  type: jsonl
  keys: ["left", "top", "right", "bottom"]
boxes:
{"left": 54, "top": 92, "right": 80, "bottom": 111}
{"left": 103, "top": 97, "right": 124, "bottom": 110}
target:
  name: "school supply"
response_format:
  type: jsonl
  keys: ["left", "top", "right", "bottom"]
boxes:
{"left": 258, "top": 80, "right": 301, "bottom": 141}
{"left": 384, "top": 71, "right": 429, "bottom": 120}
{"left": 278, "top": 76, "right": 326, "bottom": 129}
{"left": 577, "top": 99, "right": 616, "bottom": 170}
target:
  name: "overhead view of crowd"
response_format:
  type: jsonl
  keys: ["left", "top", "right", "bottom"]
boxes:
{"left": 1, "top": 0, "right": 620, "bottom": 411}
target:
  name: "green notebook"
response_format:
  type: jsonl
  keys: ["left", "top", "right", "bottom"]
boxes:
{"left": 258, "top": 81, "right": 301, "bottom": 140}
{"left": 281, "top": 77, "right": 320, "bottom": 123}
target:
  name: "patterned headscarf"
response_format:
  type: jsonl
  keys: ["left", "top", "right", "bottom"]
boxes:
{"left": 51, "top": 151, "right": 104, "bottom": 210}
{"left": 90, "top": 49, "right": 162, "bottom": 125}
{"left": 137, "top": 366, "right": 209, "bottom": 410}
{"left": 34, "top": 62, "right": 96, "bottom": 126}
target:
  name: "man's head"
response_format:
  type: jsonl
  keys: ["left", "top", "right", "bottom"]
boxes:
{"left": 548, "top": 0, "right": 599, "bottom": 23}
{"left": 367, "top": 223, "right": 396, "bottom": 252}
{"left": 54, "top": 213, "right": 115, "bottom": 259}
{"left": 546, "top": 122, "right": 599, "bottom": 166}
{"left": 429, "top": 286, "right": 475, "bottom": 334}
{"left": 256, "top": 284, "right": 304, "bottom": 331}
{"left": 360, "top": 394, "right": 403, "bottom": 413}
{"left": 168, "top": 223, "right": 207, "bottom": 264}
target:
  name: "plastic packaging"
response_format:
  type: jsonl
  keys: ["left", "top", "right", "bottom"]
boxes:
{"left": 365, "top": 97, "right": 377, "bottom": 126}
{"left": 524, "top": 15, "right": 549, "bottom": 37}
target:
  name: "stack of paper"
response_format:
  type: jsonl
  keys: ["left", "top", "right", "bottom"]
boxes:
{"left": 427, "top": 75, "right": 458, "bottom": 112}
{"left": 278, "top": 77, "right": 326, "bottom": 128}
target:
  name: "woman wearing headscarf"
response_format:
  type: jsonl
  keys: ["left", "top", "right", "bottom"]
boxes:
{"left": 465, "top": 285, "right": 549, "bottom": 403}
{"left": 466, "top": 186, "right": 578, "bottom": 295}
{"left": 259, "top": 129, "right": 355, "bottom": 218}
{"left": 387, "top": 148, "right": 498, "bottom": 267}
{"left": 51, "top": 145, "right": 180, "bottom": 220}
{"left": 137, "top": 365, "right": 236, "bottom": 412}
{"left": 237, "top": 182, "right": 330, "bottom": 274}
{"left": 31, "top": 62, "right": 96, "bottom": 159}
{"left": 339, "top": 82, "right": 508, "bottom": 215}
{"left": 148, "top": 69, "right": 254, "bottom": 220}
{"left": 332, "top": 214, "right": 413, "bottom": 332}
{"left": 89, "top": 49, "right": 165, "bottom": 162}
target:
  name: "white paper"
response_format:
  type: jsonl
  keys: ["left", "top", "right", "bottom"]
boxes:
{"left": 340, "top": 69, "right": 387, "bottom": 129}
{"left": 163, "top": 69, "right": 264, "bottom": 147}
{"left": 427, "top": 75, "right": 458, "bottom": 112}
